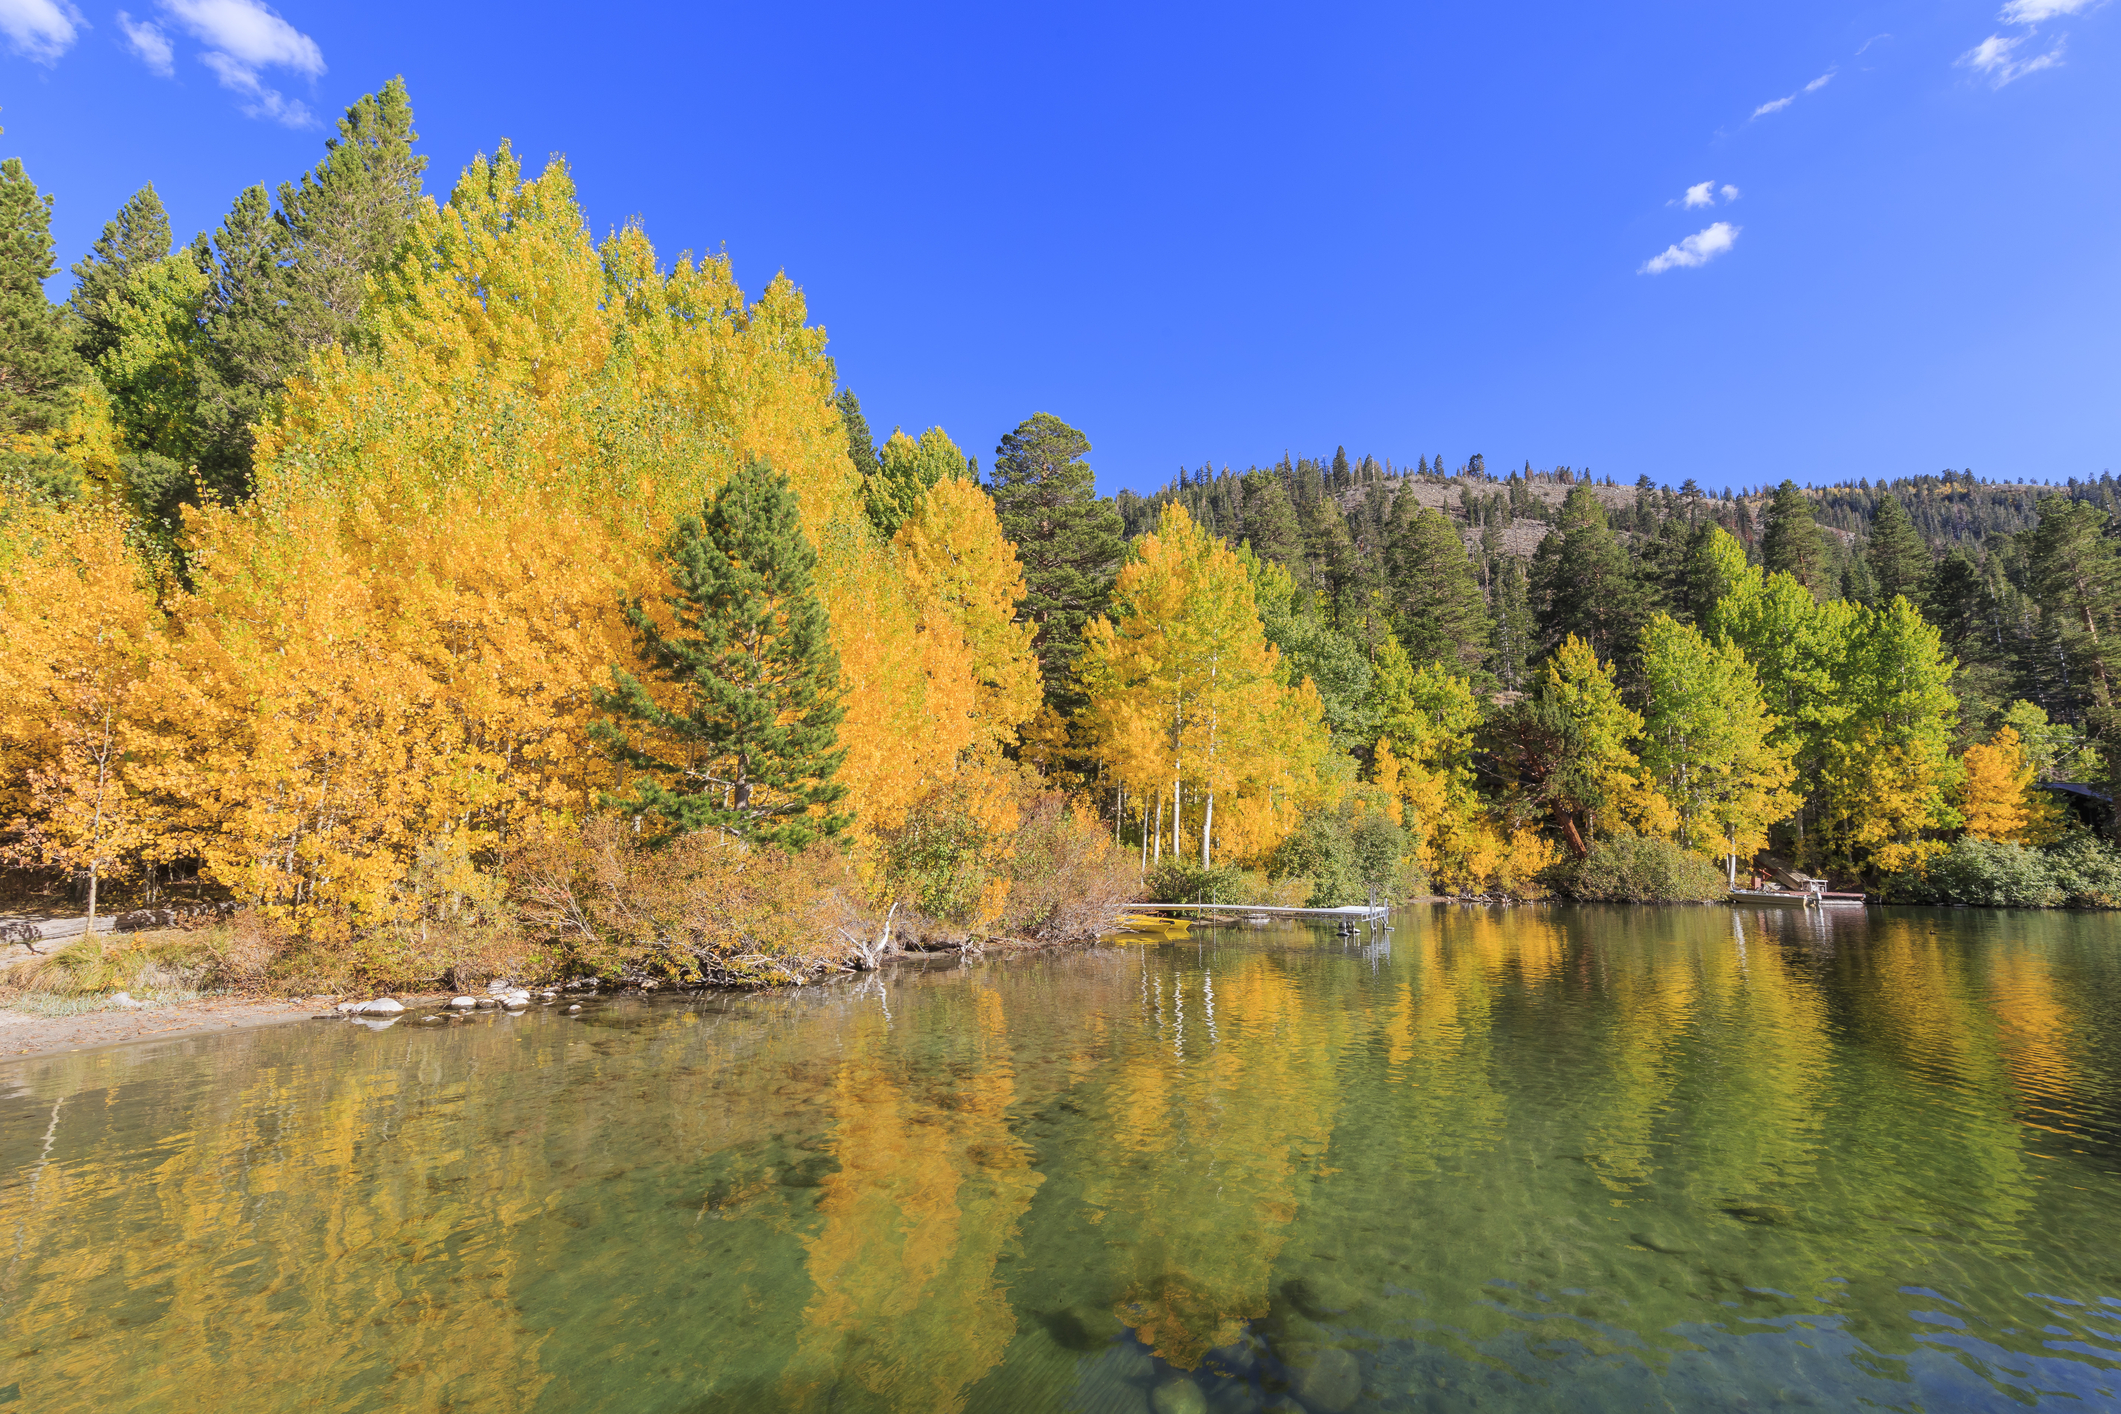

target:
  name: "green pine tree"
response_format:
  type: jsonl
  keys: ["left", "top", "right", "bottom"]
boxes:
{"left": 193, "top": 79, "right": 425, "bottom": 501}
{"left": 989, "top": 412, "right": 1123, "bottom": 710}
{"left": 595, "top": 460, "right": 851, "bottom": 848}
{"left": 1529, "top": 484, "right": 1643, "bottom": 667}
{"left": 68, "top": 183, "right": 172, "bottom": 367}
{"left": 836, "top": 387, "right": 877, "bottom": 480}
{"left": 1237, "top": 470, "right": 1303, "bottom": 565}
{"left": 1761, "top": 479, "right": 1828, "bottom": 593}
{"left": 0, "top": 155, "right": 86, "bottom": 442}
{"left": 1865, "top": 492, "right": 1930, "bottom": 609}
{"left": 191, "top": 185, "right": 289, "bottom": 501}
{"left": 1490, "top": 556, "right": 1536, "bottom": 691}
{"left": 276, "top": 76, "right": 426, "bottom": 354}
{"left": 1384, "top": 488, "right": 1489, "bottom": 672}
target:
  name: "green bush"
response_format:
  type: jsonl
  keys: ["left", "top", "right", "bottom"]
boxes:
{"left": 1890, "top": 838, "right": 2061, "bottom": 907}
{"left": 1144, "top": 860, "right": 1247, "bottom": 904}
{"left": 2047, "top": 833, "right": 2121, "bottom": 907}
{"left": 1888, "top": 833, "right": 2121, "bottom": 908}
{"left": 1546, "top": 834, "right": 1726, "bottom": 903}
{"left": 1269, "top": 795, "right": 1417, "bottom": 907}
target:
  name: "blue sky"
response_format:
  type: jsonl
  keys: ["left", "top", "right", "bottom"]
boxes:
{"left": 0, "top": 0, "right": 2114, "bottom": 496}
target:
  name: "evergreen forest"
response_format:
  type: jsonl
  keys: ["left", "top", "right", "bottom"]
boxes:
{"left": 2, "top": 81, "right": 2115, "bottom": 992}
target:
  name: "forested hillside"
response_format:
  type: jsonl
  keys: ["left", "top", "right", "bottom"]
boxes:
{"left": 1120, "top": 453, "right": 2115, "bottom": 744}
{"left": 0, "top": 79, "right": 2112, "bottom": 1003}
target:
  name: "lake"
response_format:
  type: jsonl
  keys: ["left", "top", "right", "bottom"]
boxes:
{"left": 2, "top": 905, "right": 2118, "bottom": 1412}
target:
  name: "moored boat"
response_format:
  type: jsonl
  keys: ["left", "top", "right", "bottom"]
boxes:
{"left": 1728, "top": 887, "right": 1816, "bottom": 909}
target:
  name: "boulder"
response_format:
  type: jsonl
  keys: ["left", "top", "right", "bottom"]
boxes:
{"left": 352, "top": 997, "right": 406, "bottom": 1016}
{"left": 449, "top": 996, "right": 477, "bottom": 1010}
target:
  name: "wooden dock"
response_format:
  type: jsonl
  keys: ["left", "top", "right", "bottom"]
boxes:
{"left": 1127, "top": 903, "right": 1390, "bottom": 927}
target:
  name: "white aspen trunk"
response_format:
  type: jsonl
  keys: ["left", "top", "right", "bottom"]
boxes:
{"left": 1173, "top": 777, "right": 1182, "bottom": 870}
{"left": 86, "top": 708, "right": 113, "bottom": 952}
{"left": 1202, "top": 790, "right": 1214, "bottom": 869}
{"left": 1153, "top": 796, "right": 1163, "bottom": 867}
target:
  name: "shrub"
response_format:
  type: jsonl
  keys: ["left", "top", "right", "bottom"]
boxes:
{"left": 507, "top": 818, "right": 858, "bottom": 985}
{"left": 1547, "top": 834, "right": 1726, "bottom": 903}
{"left": 1888, "top": 837, "right": 2061, "bottom": 907}
{"left": 2046, "top": 833, "right": 2121, "bottom": 908}
{"left": 1886, "top": 832, "right": 2121, "bottom": 908}
{"left": 867, "top": 767, "right": 1139, "bottom": 940}
{"left": 1270, "top": 793, "right": 1419, "bottom": 906}
{"left": 984, "top": 792, "right": 1140, "bottom": 940}
{"left": 1145, "top": 860, "right": 1247, "bottom": 904}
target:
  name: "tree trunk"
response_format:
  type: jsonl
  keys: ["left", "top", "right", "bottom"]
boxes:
{"left": 1173, "top": 777, "right": 1182, "bottom": 868}
{"left": 1202, "top": 789, "right": 1214, "bottom": 870}
{"left": 1558, "top": 811, "right": 1588, "bottom": 859}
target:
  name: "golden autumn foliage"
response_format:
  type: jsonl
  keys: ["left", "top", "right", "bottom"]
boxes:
{"left": 1960, "top": 726, "right": 2063, "bottom": 845}
{"left": 0, "top": 496, "right": 159, "bottom": 931}
{"left": 0, "top": 144, "right": 1058, "bottom": 968}
{"left": 1078, "top": 503, "right": 1335, "bottom": 869}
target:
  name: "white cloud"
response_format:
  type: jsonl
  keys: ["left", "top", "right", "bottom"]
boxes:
{"left": 116, "top": 10, "right": 172, "bottom": 75}
{"left": 0, "top": 0, "right": 82, "bottom": 64}
{"left": 1721, "top": 184, "right": 1741, "bottom": 202}
{"left": 1683, "top": 181, "right": 1716, "bottom": 209}
{"left": 1856, "top": 33, "right": 1892, "bottom": 56}
{"left": 1641, "top": 222, "right": 1740, "bottom": 275}
{"left": 158, "top": 0, "right": 323, "bottom": 126}
{"left": 1960, "top": 31, "right": 2066, "bottom": 84}
{"left": 1999, "top": 0, "right": 2101, "bottom": 21}
{"left": 1751, "top": 68, "right": 1836, "bottom": 120}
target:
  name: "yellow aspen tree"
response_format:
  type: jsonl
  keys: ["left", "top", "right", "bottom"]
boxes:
{"left": 1959, "top": 727, "right": 2062, "bottom": 843}
{"left": 145, "top": 143, "right": 987, "bottom": 926}
{"left": 893, "top": 477, "right": 1041, "bottom": 746}
{"left": 1813, "top": 598, "right": 1960, "bottom": 874}
{"left": 1079, "top": 504, "right": 1326, "bottom": 869}
{"left": 1638, "top": 613, "right": 1800, "bottom": 877}
{"left": 0, "top": 500, "right": 160, "bottom": 942}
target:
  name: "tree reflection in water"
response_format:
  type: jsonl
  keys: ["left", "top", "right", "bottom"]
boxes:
{"left": 2, "top": 906, "right": 2118, "bottom": 1412}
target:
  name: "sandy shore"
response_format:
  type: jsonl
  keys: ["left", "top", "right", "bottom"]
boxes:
{"left": 0, "top": 995, "right": 363, "bottom": 1061}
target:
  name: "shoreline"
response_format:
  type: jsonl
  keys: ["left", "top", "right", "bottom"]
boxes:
{"left": 0, "top": 995, "right": 428, "bottom": 1063}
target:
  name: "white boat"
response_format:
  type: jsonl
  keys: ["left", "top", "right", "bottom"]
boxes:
{"left": 1728, "top": 887, "right": 1817, "bottom": 909}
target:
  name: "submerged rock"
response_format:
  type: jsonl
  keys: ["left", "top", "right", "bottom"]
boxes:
{"left": 1294, "top": 1348, "right": 1361, "bottom": 1412}
{"left": 1149, "top": 1377, "right": 1207, "bottom": 1414}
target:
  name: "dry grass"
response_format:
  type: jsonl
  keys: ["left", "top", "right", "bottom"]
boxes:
{"left": 1, "top": 929, "right": 222, "bottom": 1003}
